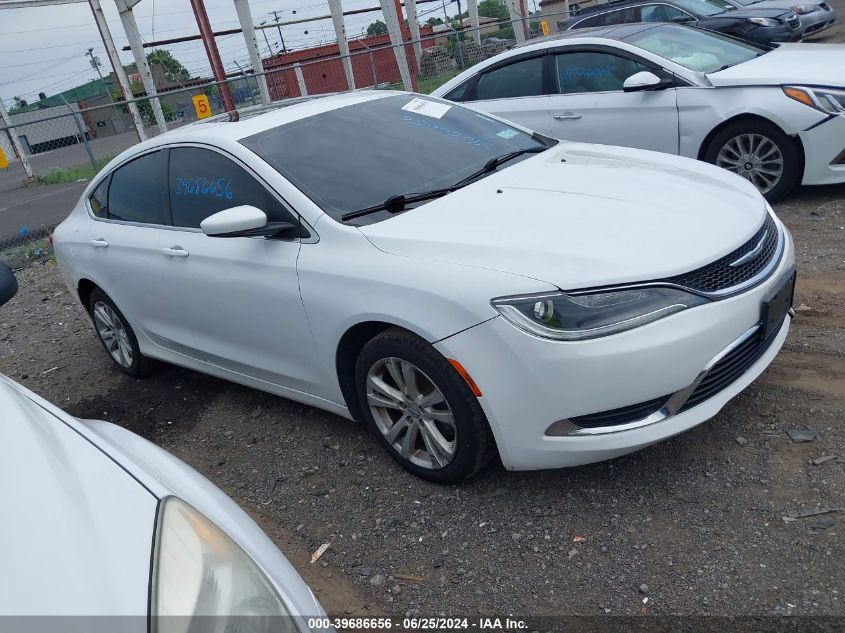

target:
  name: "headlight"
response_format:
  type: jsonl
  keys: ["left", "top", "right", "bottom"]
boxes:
{"left": 151, "top": 497, "right": 295, "bottom": 633}
{"left": 747, "top": 17, "right": 780, "bottom": 26}
{"left": 783, "top": 85, "right": 845, "bottom": 115}
{"left": 491, "top": 287, "right": 709, "bottom": 341}
{"left": 790, "top": 4, "right": 818, "bottom": 13}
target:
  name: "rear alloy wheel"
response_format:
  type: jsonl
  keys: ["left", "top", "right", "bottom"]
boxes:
{"left": 88, "top": 288, "right": 154, "bottom": 378}
{"left": 705, "top": 120, "right": 800, "bottom": 202}
{"left": 355, "top": 328, "right": 494, "bottom": 483}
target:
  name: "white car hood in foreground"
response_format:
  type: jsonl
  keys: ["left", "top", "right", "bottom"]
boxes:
{"left": 360, "top": 143, "right": 767, "bottom": 290}
{"left": 707, "top": 44, "right": 845, "bottom": 87}
{"left": 0, "top": 377, "right": 156, "bottom": 618}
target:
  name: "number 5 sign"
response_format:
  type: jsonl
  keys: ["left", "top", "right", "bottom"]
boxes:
{"left": 193, "top": 94, "right": 212, "bottom": 120}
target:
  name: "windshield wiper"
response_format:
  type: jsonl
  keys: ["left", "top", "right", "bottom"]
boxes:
{"left": 341, "top": 146, "right": 547, "bottom": 222}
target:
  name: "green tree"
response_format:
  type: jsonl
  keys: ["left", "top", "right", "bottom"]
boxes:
{"left": 425, "top": 17, "right": 444, "bottom": 26}
{"left": 146, "top": 49, "right": 190, "bottom": 82}
{"left": 478, "top": 0, "right": 510, "bottom": 22}
{"left": 366, "top": 20, "right": 388, "bottom": 36}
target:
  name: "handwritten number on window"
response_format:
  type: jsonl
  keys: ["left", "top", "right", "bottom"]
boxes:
{"left": 174, "top": 177, "right": 233, "bottom": 200}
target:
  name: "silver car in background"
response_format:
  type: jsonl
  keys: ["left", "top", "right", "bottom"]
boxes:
{"left": 725, "top": 0, "right": 836, "bottom": 37}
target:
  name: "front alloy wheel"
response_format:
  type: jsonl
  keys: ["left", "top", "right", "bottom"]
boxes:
{"left": 715, "top": 133, "right": 784, "bottom": 195}
{"left": 366, "top": 357, "right": 457, "bottom": 469}
{"left": 355, "top": 328, "right": 495, "bottom": 483}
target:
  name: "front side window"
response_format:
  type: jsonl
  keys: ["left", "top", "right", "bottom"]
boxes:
{"left": 240, "top": 95, "right": 547, "bottom": 224}
{"left": 554, "top": 51, "right": 651, "bottom": 94}
{"left": 107, "top": 151, "right": 165, "bottom": 224}
{"left": 168, "top": 147, "right": 293, "bottom": 229}
{"left": 444, "top": 79, "right": 473, "bottom": 102}
{"left": 473, "top": 56, "right": 545, "bottom": 101}
{"left": 624, "top": 24, "right": 765, "bottom": 72}
{"left": 672, "top": 0, "right": 729, "bottom": 16}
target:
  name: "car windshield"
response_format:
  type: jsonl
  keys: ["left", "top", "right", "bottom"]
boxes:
{"left": 240, "top": 94, "right": 547, "bottom": 224}
{"left": 625, "top": 24, "right": 766, "bottom": 72}
{"left": 673, "top": 0, "right": 733, "bottom": 16}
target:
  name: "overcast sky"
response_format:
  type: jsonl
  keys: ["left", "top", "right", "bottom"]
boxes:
{"left": 0, "top": 0, "right": 457, "bottom": 108}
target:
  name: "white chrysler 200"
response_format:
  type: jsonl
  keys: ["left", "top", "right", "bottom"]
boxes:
{"left": 54, "top": 91, "right": 795, "bottom": 484}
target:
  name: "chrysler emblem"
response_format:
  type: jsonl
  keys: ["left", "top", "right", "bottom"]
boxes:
{"left": 730, "top": 231, "right": 768, "bottom": 267}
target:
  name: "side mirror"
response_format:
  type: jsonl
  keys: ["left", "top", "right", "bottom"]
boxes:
{"left": 623, "top": 71, "right": 667, "bottom": 92}
{"left": 200, "top": 205, "right": 297, "bottom": 238}
{"left": 671, "top": 14, "right": 695, "bottom": 23}
{"left": 0, "top": 262, "right": 18, "bottom": 308}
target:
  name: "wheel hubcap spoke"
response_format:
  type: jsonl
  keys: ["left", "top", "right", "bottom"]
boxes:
{"left": 366, "top": 357, "right": 457, "bottom": 470}
{"left": 716, "top": 133, "right": 783, "bottom": 194}
{"left": 93, "top": 302, "right": 133, "bottom": 368}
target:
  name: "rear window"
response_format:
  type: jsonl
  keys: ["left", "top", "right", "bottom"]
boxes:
{"left": 240, "top": 95, "right": 546, "bottom": 224}
{"left": 107, "top": 151, "right": 165, "bottom": 225}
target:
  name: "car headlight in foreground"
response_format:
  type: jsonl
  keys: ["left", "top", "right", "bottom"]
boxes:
{"left": 783, "top": 86, "right": 845, "bottom": 116}
{"left": 152, "top": 497, "right": 296, "bottom": 633}
{"left": 492, "top": 287, "right": 709, "bottom": 341}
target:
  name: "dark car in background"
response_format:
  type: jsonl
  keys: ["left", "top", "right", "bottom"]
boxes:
{"left": 558, "top": 0, "right": 803, "bottom": 44}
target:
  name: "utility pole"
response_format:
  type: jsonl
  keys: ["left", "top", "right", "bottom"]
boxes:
{"left": 189, "top": 0, "right": 236, "bottom": 114}
{"left": 268, "top": 10, "right": 288, "bottom": 53}
{"left": 85, "top": 47, "right": 116, "bottom": 104}
{"left": 259, "top": 21, "right": 274, "bottom": 53}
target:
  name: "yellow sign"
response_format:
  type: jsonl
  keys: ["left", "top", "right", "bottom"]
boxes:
{"left": 193, "top": 94, "right": 212, "bottom": 120}
{"left": 540, "top": 20, "right": 550, "bottom": 36}
{"left": 0, "top": 146, "right": 8, "bottom": 170}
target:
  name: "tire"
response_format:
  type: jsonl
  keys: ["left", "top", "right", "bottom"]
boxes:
{"left": 354, "top": 328, "right": 495, "bottom": 484}
{"left": 88, "top": 288, "right": 155, "bottom": 378}
{"left": 704, "top": 120, "right": 801, "bottom": 202}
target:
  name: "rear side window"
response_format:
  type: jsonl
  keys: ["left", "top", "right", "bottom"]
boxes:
{"left": 474, "top": 56, "right": 545, "bottom": 100}
{"left": 602, "top": 7, "right": 640, "bottom": 24}
{"left": 640, "top": 4, "right": 689, "bottom": 21}
{"left": 572, "top": 14, "right": 605, "bottom": 28}
{"left": 168, "top": 147, "right": 294, "bottom": 229}
{"left": 89, "top": 176, "right": 109, "bottom": 218}
{"left": 107, "top": 151, "right": 165, "bottom": 224}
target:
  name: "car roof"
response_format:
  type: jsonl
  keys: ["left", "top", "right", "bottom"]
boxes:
{"left": 152, "top": 89, "right": 398, "bottom": 145}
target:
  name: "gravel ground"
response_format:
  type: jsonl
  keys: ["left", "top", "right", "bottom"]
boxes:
{"left": 2, "top": 184, "right": 843, "bottom": 625}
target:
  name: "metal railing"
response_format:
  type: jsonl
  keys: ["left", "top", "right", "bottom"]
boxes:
{"left": 0, "top": 9, "right": 583, "bottom": 268}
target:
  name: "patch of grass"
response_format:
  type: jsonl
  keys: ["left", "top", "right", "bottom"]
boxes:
{"left": 36, "top": 155, "right": 114, "bottom": 185}
{"left": 416, "top": 70, "right": 460, "bottom": 95}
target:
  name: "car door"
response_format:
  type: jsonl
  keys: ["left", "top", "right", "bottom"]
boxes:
{"left": 548, "top": 48, "right": 680, "bottom": 154}
{"left": 155, "top": 145, "right": 322, "bottom": 394}
{"left": 83, "top": 150, "right": 170, "bottom": 339}
{"left": 461, "top": 53, "right": 552, "bottom": 134}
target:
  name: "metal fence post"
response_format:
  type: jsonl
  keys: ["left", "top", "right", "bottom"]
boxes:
{"left": 60, "top": 96, "right": 97, "bottom": 171}
{"left": 0, "top": 100, "right": 34, "bottom": 180}
{"left": 294, "top": 63, "right": 308, "bottom": 96}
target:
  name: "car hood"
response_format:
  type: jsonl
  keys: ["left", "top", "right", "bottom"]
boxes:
{"left": 0, "top": 376, "right": 156, "bottom": 619}
{"left": 711, "top": 6, "right": 792, "bottom": 17}
{"left": 359, "top": 143, "right": 767, "bottom": 290}
{"left": 707, "top": 43, "right": 845, "bottom": 87}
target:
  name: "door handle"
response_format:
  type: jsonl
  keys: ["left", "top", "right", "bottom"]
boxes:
{"left": 90, "top": 238, "right": 109, "bottom": 248}
{"left": 553, "top": 113, "right": 582, "bottom": 120}
{"left": 161, "top": 246, "right": 189, "bottom": 258}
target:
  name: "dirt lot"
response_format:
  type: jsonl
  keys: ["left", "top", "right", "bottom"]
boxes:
{"left": 1, "top": 180, "right": 843, "bottom": 625}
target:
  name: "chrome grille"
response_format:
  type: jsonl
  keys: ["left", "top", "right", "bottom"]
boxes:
{"left": 664, "top": 214, "right": 779, "bottom": 294}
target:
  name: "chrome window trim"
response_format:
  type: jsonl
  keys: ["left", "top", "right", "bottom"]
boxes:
{"left": 84, "top": 142, "right": 319, "bottom": 244}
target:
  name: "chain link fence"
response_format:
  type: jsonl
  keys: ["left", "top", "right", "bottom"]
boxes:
{"left": 0, "top": 8, "right": 582, "bottom": 269}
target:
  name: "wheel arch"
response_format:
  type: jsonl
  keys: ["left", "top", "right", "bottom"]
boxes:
{"left": 335, "top": 320, "right": 419, "bottom": 422}
{"left": 77, "top": 278, "right": 99, "bottom": 312}
{"left": 698, "top": 113, "right": 806, "bottom": 172}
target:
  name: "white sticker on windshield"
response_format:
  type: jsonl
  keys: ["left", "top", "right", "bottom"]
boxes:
{"left": 497, "top": 129, "right": 519, "bottom": 139}
{"left": 402, "top": 98, "right": 451, "bottom": 119}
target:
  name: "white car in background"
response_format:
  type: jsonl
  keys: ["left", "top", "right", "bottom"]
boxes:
{"left": 432, "top": 23, "right": 845, "bottom": 200}
{"left": 54, "top": 91, "right": 796, "bottom": 483}
{"left": 0, "top": 265, "right": 327, "bottom": 630}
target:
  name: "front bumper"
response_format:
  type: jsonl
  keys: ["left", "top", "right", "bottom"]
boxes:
{"left": 799, "top": 9, "right": 836, "bottom": 38}
{"left": 799, "top": 114, "right": 845, "bottom": 186}
{"left": 746, "top": 24, "right": 801, "bottom": 44}
{"left": 435, "top": 221, "right": 795, "bottom": 471}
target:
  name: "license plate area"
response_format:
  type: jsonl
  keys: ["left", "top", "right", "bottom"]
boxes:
{"left": 760, "top": 267, "right": 796, "bottom": 341}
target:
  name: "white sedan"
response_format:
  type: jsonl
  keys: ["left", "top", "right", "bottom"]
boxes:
{"left": 54, "top": 91, "right": 795, "bottom": 483}
{"left": 432, "top": 23, "right": 845, "bottom": 200}
{"left": 0, "top": 266, "right": 327, "bottom": 629}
